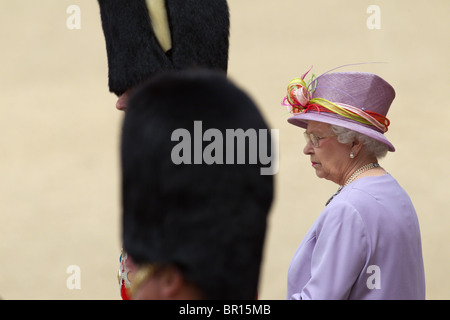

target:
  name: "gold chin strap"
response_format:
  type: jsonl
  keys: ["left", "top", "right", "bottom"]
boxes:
{"left": 129, "top": 264, "right": 159, "bottom": 298}
{"left": 146, "top": 0, "right": 172, "bottom": 52}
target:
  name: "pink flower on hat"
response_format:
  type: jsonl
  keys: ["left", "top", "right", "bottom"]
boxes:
{"left": 283, "top": 66, "right": 315, "bottom": 114}
{"left": 294, "top": 86, "right": 310, "bottom": 107}
{"left": 285, "top": 79, "right": 312, "bottom": 114}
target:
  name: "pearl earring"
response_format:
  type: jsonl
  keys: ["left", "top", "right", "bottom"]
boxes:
{"left": 350, "top": 152, "right": 355, "bottom": 159}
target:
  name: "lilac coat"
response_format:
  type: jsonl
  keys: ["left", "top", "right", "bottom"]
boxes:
{"left": 287, "top": 174, "right": 425, "bottom": 299}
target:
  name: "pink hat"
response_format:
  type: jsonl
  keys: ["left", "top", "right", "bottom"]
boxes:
{"left": 283, "top": 68, "right": 396, "bottom": 151}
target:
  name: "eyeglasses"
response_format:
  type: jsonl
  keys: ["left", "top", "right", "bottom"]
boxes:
{"left": 303, "top": 132, "right": 335, "bottom": 148}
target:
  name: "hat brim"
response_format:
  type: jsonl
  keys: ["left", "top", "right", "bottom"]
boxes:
{"left": 288, "top": 112, "right": 395, "bottom": 152}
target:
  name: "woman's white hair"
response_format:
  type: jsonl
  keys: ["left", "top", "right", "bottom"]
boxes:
{"left": 331, "top": 125, "right": 389, "bottom": 159}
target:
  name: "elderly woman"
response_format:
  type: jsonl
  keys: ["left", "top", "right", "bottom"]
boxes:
{"left": 283, "top": 68, "right": 425, "bottom": 299}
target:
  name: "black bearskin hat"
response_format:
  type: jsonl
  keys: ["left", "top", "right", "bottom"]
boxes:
{"left": 98, "top": 0, "right": 230, "bottom": 96}
{"left": 120, "top": 69, "right": 274, "bottom": 299}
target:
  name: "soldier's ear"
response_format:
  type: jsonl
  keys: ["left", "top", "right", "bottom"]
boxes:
{"left": 158, "top": 266, "right": 204, "bottom": 300}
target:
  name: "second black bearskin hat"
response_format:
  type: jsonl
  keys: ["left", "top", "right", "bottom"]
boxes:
{"left": 120, "top": 69, "right": 274, "bottom": 299}
{"left": 98, "top": 0, "right": 230, "bottom": 96}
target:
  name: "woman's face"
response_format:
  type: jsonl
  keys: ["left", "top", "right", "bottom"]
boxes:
{"left": 303, "top": 121, "right": 352, "bottom": 185}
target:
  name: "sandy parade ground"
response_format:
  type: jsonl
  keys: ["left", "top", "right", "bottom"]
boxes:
{"left": 0, "top": 0, "right": 449, "bottom": 299}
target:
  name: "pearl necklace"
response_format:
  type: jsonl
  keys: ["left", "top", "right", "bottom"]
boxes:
{"left": 325, "top": 163, "right": 380, "bottom": 206}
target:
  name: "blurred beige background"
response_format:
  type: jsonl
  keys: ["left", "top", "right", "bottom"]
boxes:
{"left": 0, "top": 0, "right": 448, "bottom": 299}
